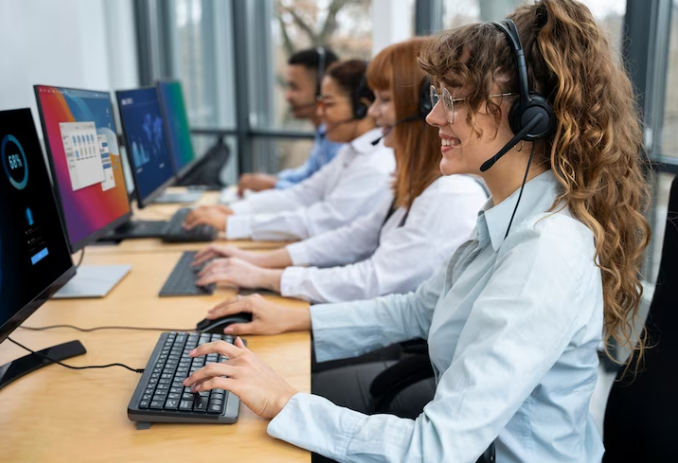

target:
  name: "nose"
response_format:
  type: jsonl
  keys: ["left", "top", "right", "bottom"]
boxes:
{"left": 367, "top": 100, "right": 380, "bottom": 119}
{"left": 425, "top": 100, "right": 448, "bottom": 128}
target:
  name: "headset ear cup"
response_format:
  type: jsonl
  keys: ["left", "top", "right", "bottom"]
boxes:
{"left": 419, "top": 76, "right": 433, "bottom": 119}
{"left": 508, "top": 94, "right": 555, "bottom": 141}
{"left": 354, "top": 103, "right": 368, "bottom": 120}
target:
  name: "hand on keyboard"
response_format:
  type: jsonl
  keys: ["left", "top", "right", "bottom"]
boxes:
{"left": 204, "top": 293, "right": 311, "bottom": 336}
{"left": 183, "top": 336, "right": 298, "bottom": 420}
{"left": 192, "top": 244, "right": 247, "bottom": 267}
{"left": 195, "top": 257, "right": 283, "bottom": 292}
{"left": 182, "top": 206, "right": 229, "bottom": 232}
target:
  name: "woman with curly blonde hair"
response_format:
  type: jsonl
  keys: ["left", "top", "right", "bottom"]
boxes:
{"left": 181, "top": 0, "right": 651, "bottom": 461}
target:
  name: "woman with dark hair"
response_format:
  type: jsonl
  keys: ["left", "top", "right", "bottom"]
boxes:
{"left": 183, "top": 1, "right": 650, "bottom": 461}
{"left": 183, "top": 60, "right": 395, "bottom": 241}
{"left": 190, "top": 38, "right": 486, "bottom": 304}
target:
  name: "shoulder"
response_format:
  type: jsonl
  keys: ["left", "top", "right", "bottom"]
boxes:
{"left": 510, "top": 207, "right": 597, "bottom": 276}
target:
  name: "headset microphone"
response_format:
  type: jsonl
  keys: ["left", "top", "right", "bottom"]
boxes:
{"left": 479, "top": 113, "right": 544, "bottom": 172}
{"left": 370, "top": 115, "right": 422, "bottom": 146}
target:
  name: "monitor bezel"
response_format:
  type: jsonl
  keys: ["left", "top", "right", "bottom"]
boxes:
{"left": 0, "top": 107, "right": 77, "bottom": 344}
{"left": 156, "top": 79, "right": 197, "bottom": 181}
{"left": 33, "top": 85, "right": 133, "bottom": 254}
{"left": 115, "top": 86, "right": 177, "bottom": 209}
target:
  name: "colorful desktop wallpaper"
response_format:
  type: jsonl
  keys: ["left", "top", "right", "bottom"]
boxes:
{"left": 158, "top": 81, "right": 195, "bottom": 174}
{"left": 116, "top": 88, "right": 174, "bottom": 203}
{"left": 35, "top": 86, "right": 131, "bottom": 250}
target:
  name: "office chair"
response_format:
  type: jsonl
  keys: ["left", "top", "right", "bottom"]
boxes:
{"left": 178, "top": 136, "right": 231, "bottom": 188}
{"left": 602, "top": 176, "right": 678, "bottom": 462}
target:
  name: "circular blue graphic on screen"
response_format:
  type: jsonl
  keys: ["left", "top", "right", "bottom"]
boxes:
{"left": 2, "top": 134, "right": 29, "bottom": 190}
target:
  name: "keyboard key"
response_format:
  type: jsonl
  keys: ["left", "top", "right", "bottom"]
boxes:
{"left": 150, "top": 400, "right": 164, "bottom": 410}
{"left": 164, "top": 399, "right": 179, "bottom": 411}
{"left": 207, "top": 403, "right": 224, "bottom": 414}
{"left": 179, "top": 400, "right": 193, "bottom": 412}
{"left": 168, "top": 392, "right": 181, "bottom": 400}
{"left": 194, "top": 396, "right": 209, "bottom": 412}
{"left": 139, "top": 400, "right": 150, "bottom": 409}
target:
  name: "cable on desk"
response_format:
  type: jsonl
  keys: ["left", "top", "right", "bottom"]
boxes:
{"left": 76, "top": 248, "right": 86, "bottom": 268}
{"left": 6, "top": 337, "right": 144, "bottom": 374}
{"left": 20, "top": 325, "right": 194, "bottom": 333}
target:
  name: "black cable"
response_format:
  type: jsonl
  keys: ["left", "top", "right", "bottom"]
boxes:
{"left": 6, "top": 337, "right": 144, "bottom": 374}
{"left": 76, "top": 248, "right": 86, "bottom": 268}
{"left": 504, "top": 142, "right": 537, "bottom": 239}
{"left": 20, "top": 324, "right": 194, "bottom": 333}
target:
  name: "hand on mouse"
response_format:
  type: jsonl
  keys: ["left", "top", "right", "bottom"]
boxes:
{"left": 206, "top": 293, "right": 311, "bottom": 335}
{"left": 183, "top": 337, "right": 297, "bottom": 419}
{"left": 195, "top": 257, "right": 283, "bottom": 292}
{"left": 182, "top": 206, "right": 228, "bottom": 232}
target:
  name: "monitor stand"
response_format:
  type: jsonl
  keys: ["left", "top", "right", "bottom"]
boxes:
{"left": 0, "top": 340, "right": 86, "bottom": 391}
{"left": 154, "top": 190, "right": 203, "bottom": 204}
{"left": 52, "top": 264, "right": 132, "bottom": 299}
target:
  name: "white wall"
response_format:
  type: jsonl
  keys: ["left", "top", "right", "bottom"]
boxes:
{"left": 0, "top": 0, "right": 138, "bottom": 134}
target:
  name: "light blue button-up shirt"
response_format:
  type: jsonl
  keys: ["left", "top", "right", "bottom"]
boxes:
{"left": 267, "top": 170, "right": 605, "bottom": 462}
{"left": 275, "top": 124, "right": 344, "bottom": 189}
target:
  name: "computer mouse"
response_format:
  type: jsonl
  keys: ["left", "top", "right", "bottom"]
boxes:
{"left": 196, "top": 313, "right": 253, "bottom": 334}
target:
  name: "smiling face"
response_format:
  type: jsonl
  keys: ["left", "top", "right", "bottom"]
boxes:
{"left": 425, "top": 81, "right": 515, "bottom": 176}
{"left": 367, "top": 89, "right": 396, "bottom": 148}
{"left": 317, "top": 76, "right": 361, "bottom": 143}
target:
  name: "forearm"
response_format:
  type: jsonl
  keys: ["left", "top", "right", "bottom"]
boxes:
{"left": 250, "top": 248, "right": 293, "bottom": 269}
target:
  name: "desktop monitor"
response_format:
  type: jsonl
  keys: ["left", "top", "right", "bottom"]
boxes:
{"left": 34, "top": 85, "right": 133, "bottom": 253}
{"left": 0, "top": 108, "right": 75, "bottom": 344}
{"left": 157, "top": 80, "right": 197, "bottom": 179}
{"left": 116, "top": 87, "right": 176, "bottom": 208}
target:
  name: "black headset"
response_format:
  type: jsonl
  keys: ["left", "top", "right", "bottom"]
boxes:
{"left": 496, "top": 19, "right": 554, "bottom": 140}
{"left": 416, "top": 75, "right": 434, "bottom": 121}
{"left": 315, "top": 47, "right": 326, "bottom": 99}
{"left": 351, "top": 61, "right": 371, "bottom": 120}
{"left": 480, "top": 18, "right": 555, "bottom": 172}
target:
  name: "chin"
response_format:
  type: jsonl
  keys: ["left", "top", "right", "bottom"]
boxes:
{"left": 439, "top": 159, "right": 466, "bottom": 176}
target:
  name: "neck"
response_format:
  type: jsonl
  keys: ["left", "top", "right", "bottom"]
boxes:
{"left": 350, "top": 119, "right": 376, "bottom": 141}
{"left": 481, "top": 144, "right": 547, "bottom": 205}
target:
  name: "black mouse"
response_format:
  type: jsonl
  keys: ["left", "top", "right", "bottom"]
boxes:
{"left": 196, "top": 313, "right": 253, "bottom": 334}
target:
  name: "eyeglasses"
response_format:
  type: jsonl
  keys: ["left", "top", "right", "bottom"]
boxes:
{"left": 316, "top": 95, "right": 351, "bottom": 108}
{"left": 429, "top": 85, "right": 516, "bottom": 124}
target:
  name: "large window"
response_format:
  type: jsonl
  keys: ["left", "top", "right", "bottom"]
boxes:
{"left": 270, "top": 0, "right": 373, "bottom": 131}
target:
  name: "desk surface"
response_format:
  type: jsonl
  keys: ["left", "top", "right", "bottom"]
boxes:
{"left": 0, "top": 250, "right": 311, "bottom": 463}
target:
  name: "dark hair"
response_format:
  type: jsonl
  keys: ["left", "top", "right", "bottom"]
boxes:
{"left": 419, "top": 0, "right": 651, "bottom": 369}
{"left": 326, "top": 60, "right": 375, "bottom": 104}
{"left": 367, "top": 38, "right": 440, "bottom": 209}
{"left": 288, "top": 47, "right": 339, "bottom": 71}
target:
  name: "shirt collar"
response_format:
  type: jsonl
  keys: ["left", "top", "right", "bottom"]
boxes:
{"left": 479, "top": 169, "right": 562, "bottom": 251}
{"left": 317, "top": 124, "right": 328, "bottom": 138}
{"left": 350, "top": 128, "right": 383, "bottom": 154}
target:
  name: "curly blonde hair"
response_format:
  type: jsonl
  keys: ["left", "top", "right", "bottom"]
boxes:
{"left": 419, "top": 0, "right": 651, "bottom": 368}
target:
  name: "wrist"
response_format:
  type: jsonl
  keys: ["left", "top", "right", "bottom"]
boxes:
{"left": 273, "top": 388, "right": 297, "bottom": 418}
{"left": 282, "top": 306, "right": 312, "bottom": 332}
{"left": 261, "top": 269, "right": 283, "bottom": 292}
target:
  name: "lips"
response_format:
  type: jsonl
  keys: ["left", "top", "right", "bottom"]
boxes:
{"left": 381, "top": 126, "right": 392, "bottom": 137}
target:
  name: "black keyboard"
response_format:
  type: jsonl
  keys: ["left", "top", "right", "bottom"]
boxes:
{"left": 162, "top": 208, "right": 217, "bottom": 243}
{"left": 159, "top": 251, "right": 216, "bottom": 297}
{"left": 128, "top": 332, "right": 241, "bottom": 425}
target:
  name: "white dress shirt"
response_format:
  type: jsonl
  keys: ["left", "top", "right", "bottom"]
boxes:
{"left": 226, "top": 128, "right": 395, "bottom": 241}
{"left": 280, "top": 175, "right": 487, "bottom": 303}
{"left": 267, "top": 170, "right": 605, "bottom": 462}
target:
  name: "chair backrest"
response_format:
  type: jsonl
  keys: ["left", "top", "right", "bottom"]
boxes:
{"left": 602, "top": 175, "right": 678, "bottom": 461}
{"left": 178, "top": 137, "right": 230, "bottom": 187}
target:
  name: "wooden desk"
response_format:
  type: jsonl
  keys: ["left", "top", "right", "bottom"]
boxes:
{"left": 0, "top": 251, "right": 311, "bottom": 463}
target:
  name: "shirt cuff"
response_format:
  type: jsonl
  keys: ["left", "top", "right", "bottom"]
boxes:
{"left": 226, "top": 215, "right": 252, "bottom": 240}
{"left": 286, "top": 242, "right": 312, "bottom": 266}
{"left": 267, "top": 392, "right": 363, "bottom": 460}
{"left": 230, "top": 200, "right": 253, "bottom": 215}
{"left": 280, "top": 266, "right": 311, "bottom": 299}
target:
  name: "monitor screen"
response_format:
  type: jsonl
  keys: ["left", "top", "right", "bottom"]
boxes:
{"left": 0, "top": 108, "right": 75, "bottom": 343}
{"left": 34, "top": 85, "right": 132, "bottom": 252}
{"left": 157, "top": 81, "right": 196, "bottom": 178}
{"left": 116, "top": 87, "right": 175, "bottom": 207}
